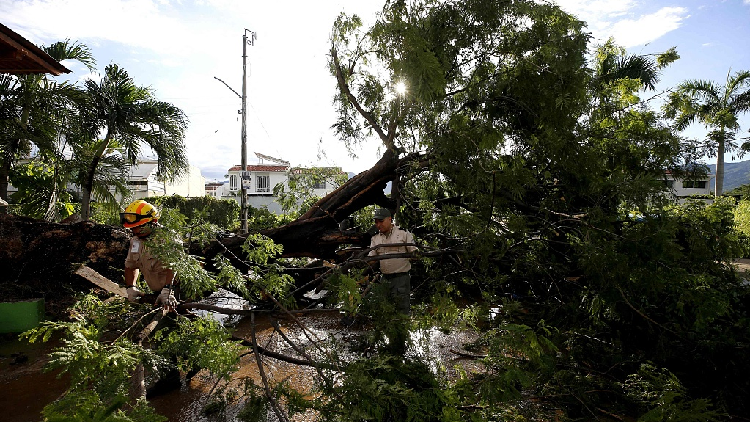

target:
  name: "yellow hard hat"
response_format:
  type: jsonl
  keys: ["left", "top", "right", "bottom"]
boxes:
{"left": 120, "top": 200, "right": 159, "bottom": 228}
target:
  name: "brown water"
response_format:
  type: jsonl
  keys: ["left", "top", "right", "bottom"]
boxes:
{"left": 0, "top": 310, "right": 480, "bottom": 422}
{"left": 149, "top": 310, "right": 336, "bottom": 422}
{"left": 148, "top": 310, "right": 482, "bottom": 422}
{"left": 0, "top": 335, "right": 68, "bottom": 422}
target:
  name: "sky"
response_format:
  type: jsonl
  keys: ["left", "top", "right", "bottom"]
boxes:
{"left": 2, "top": 0, "right": 750, "bottom": 181}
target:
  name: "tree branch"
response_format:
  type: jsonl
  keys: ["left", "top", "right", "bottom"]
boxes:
{"left": 250, "top": 312, "right": 291, "bottom": 422}
{"left": 330, "top": 44, "right": 395, "bottom": 152}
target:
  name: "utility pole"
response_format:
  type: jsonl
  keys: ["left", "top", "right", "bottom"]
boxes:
{"left": 213, "top": 29, "right": 255, "bottom": 233}
{"left": 240, "top": 29, "right": 256, "bottom": 234}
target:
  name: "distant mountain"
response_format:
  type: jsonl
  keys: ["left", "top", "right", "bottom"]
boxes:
{"left": 706, "top": 160, "right": 750, "bottom": 192}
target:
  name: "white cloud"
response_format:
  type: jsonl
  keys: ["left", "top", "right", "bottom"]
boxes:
{"left": 0, "top": 0, "right": 229, "bottom": 60}
{"left": 554, "top": 0, "right": 637, "bottom": 19}
{"left": 553, "top": 1, "right": 689, "bottom": 48}
{"left": 76, "top": 71, "right": 101, "bottom": 84}
{"left": 608, "top": 7, "right": 689, "bottom": 48}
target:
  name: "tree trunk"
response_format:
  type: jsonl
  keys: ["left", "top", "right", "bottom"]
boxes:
{"left": 44, "top": 164, "right": 60, "bottom": 221}
{"left": 80, "top": 185, "right": 92, "bottom": 221}
{"left": 244, "top": 149, "right": 424, "bottom": 259}
{"left": 81, "top": 136, "right": 112, "bottom": 221}
{"left": 715, "top": 129, "right": 725, "bottom": 197}
{"left": 0, "top": 214, "right": 130, "bottom": 308}
{"left": 0, "top": 154, "right": 10, "bottom": 202}
{"left": 1, "top": 100, "right": 32, "bottom": 202}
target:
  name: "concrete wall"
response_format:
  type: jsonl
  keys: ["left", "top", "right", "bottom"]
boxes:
{"left": 164, "top": 165, "right": 206, "bottom": 198}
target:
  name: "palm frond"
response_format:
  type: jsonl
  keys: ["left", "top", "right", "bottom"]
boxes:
{"left": 615, "top": 55, "right": 659, "bottom": 90}
{"left": 43, "top": 39, "right": 96, "bottom": 72}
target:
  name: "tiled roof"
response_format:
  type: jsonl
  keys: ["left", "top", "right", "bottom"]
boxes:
{"left": 227, "top": 165, "right": 288, "bottom": 172}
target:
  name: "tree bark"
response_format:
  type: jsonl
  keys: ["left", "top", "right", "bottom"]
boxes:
{"left": 0, "top": 213, "right": 130, "bottom": 305}
{"left": 80, "top": 136, "right": 111, "bottom": 221}
{"left": 0, "top": 151, "right": 11, "bottom": 202}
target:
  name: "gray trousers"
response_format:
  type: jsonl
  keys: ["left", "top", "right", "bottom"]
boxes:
{"left": 382, "top": 272, "right": 410, "bottom": 315}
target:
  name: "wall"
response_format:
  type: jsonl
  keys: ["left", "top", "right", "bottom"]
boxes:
{"left": 164, "top": 165, "right": 206, "bottom": 198}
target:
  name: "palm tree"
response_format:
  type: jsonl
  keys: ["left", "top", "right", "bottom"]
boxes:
{"left": 0, "top": 40, "right": 95, "bottom": 202}
{"left": 592, "top": 40, "right": 679, "bottom": 94}
{"left": 593, "top": 43, "right": 660, "bottom": 93}
{"left": 664, "top": 70, "right": 750, "bottom": 196}
{"left": 77, "top": 63, "right": 188, "bottom": 220}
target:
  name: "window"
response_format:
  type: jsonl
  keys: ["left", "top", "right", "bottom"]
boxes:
{"left": 664, "top": 180, "right": 674, "bottom": 188}
{"left": 256, "top": 175, "right": 270, "bottom": 192}
{"left": 312, "top": 181, "right": 326, "bottom": 189}
{"left": 683, "top": 180, "right": 707, "bottom": 189}
{"left": 230, "top": 175, "right": 238, "bottom": 190}
{"left": 128, "top": 180, "right": 148, "bottom": 191}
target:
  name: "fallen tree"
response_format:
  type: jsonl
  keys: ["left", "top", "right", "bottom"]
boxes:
{"left": 5, "top": 0, "right": 750, "bottom": 420}
{"left": 203, "top": 149, "right": 430, "bottom": 266}
{"left": 0, "top": 213, "right": 129, "bottom": 306}
{"left": 0, "top": 149, "right": 431, "bottom": 307}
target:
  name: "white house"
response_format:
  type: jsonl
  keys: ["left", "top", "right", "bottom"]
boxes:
{"left": 121, "top": 160, "right": 206, "bottom": 201}
{"left": 225, "top": 163, "right": 290, "bottom": 214}
{"left": 6, "top": 158, "right": 206, "bottom": 205}
{"left": 205, "top": 181, "right": 227, "bottom": 199}
{"left": 222, "top": 153, "right": 343, "bottom": 214}
{"left": 664, "top": 170, "right": 713, "bottom": 202}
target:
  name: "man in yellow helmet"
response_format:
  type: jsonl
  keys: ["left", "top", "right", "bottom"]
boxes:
{"left": 120, "top": 199, "right": 179, "bottom": 311}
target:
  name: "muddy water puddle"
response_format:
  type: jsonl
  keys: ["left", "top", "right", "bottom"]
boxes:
{"left": 150, "top": 310, "right": 482, "bottom": 422}
{"left": 149, "top": 310, "right": 342, "bottom": 422}
{"left": 0, "top": 309, "right": 481, "bottom": 422}
{"left": 0, "top": 335, "right": 68, "bottom": 422}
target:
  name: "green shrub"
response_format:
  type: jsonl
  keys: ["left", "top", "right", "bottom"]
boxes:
{"left": 152, "top": 195, "right": 239, "bottom": 230}
{"left": 733, "top": 199, "right": 750, "bottom": 257}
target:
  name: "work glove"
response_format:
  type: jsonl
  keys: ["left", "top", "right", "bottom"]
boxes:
{"left": 126, "top": 286, "right": 143, "bottom": 303}
{"left": 157, "top": 286, "right": 178, "bottom": 310}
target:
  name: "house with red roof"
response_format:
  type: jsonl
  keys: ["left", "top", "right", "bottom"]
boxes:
{"left": 219, "top": 153, "right": 343, "bottom": 214}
